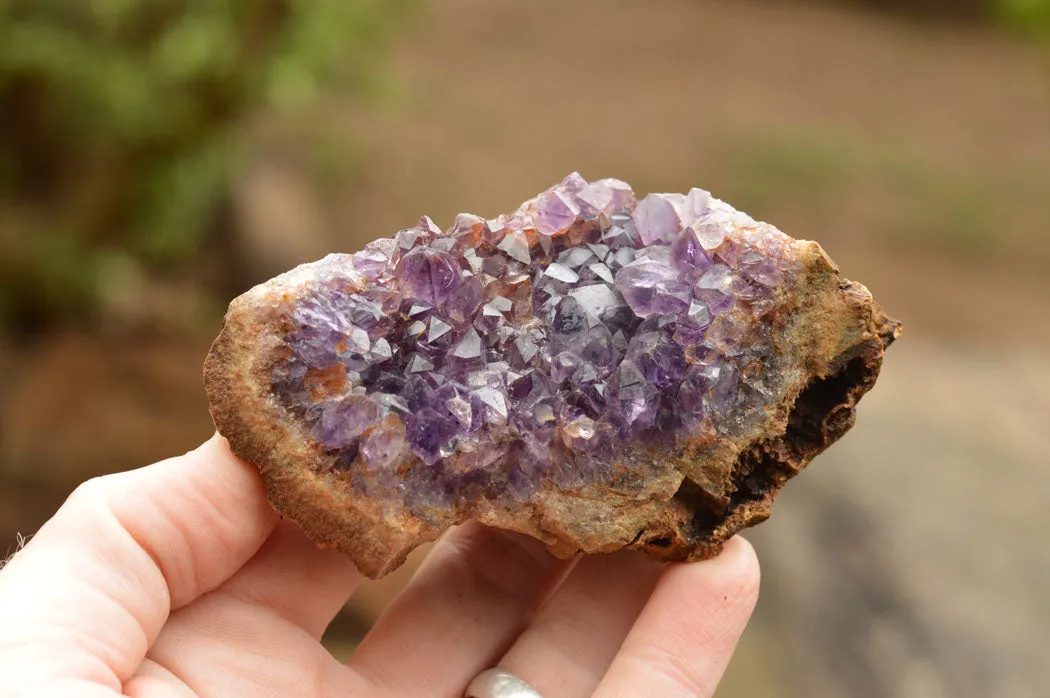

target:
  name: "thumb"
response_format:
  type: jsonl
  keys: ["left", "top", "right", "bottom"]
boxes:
{"left": 0, "top": 435, "right": 278, "bottom": 692}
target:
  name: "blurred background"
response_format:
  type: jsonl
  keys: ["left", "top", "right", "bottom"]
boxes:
{"left": 1, "top": 0, "right": 1048, "bottom": 695}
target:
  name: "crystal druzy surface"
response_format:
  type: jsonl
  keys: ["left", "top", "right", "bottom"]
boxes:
{"left": 205, "top": 173, "right": 900, "bottom": 578}
{"left": 271, "top": 174, "right": 793, "bottom": 508}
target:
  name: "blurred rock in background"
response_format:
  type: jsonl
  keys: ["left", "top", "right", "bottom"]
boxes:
{"left": 2, "top": 1, "right": 1048, "bottom": 696}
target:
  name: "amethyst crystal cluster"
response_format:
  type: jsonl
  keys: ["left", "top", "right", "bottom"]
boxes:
{"left": 206, "top": 172, "right": 899, "bottom": 577}
{"left": 270, "top": 174, "right": 798, "bottom": 510}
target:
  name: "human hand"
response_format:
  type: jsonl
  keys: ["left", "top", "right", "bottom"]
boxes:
{"left": 0, "top": 435, "right": 759, "bottom": 698}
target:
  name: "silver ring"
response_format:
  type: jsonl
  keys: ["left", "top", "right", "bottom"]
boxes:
{"left": 464, "top": 668, "right": 543, "bottom": 698}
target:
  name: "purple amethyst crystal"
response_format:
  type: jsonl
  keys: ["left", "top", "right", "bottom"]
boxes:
{"left": 614, "top": 258, "right": 691, "bottom": 318}
{"left": 692, "top": 264, "right": 737, "bottom": 314}
{"left": 360, "top": 414, "right": 407, "bottom": 473}
{"left": 610, "top": 361, "right": 661, "bottom": 435}
{"left": 396, "top": 248, "right": 462, "bottom": 305}
{"left": 670, "top": 225, "right": 714, "bottom": 276}
{"left": 405, "top": 408, "right": 459, "bottom": 465}
{"left": 577, "top": 177, "right": 636, "bottom": 216}
{"left": 270, "top": 174, "right": 803, "bottom": 509}
{"left": 625, "top": 331, "right": 687, "bottom": 389}
{"left": 633, "top": 193, "right": 684, "bottom": 246}
{"left": 534, "top": 189, "right": 581, "bottom": 236}
{"left": 318, "top": 396, "right": 379, "bottom": 449}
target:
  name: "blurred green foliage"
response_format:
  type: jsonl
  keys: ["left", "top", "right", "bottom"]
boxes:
{"left": 845, "top": 0, "right": 1050, "bottom": 34}
{"left": 0, "top": 0, "right": 409, "bottom": 331}
{"left": 994, "top": 0, "right": 1050, "bottom": 35}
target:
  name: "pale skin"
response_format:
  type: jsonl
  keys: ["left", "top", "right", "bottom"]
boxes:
{"left": 0, "top": 434, "right": 760, "bottom": 698}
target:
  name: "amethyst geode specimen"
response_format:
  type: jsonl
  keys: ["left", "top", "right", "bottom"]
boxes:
{"left": 205, "top": 174, "right": 900, "bottom": 578}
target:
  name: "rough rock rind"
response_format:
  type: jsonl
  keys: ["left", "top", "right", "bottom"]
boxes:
{"left": 204, "top": 179, "right": 900, "bottom": 579}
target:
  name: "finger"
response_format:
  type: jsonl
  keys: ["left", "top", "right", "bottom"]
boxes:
{"left": 0, "top": 434, "right": 278, "bottom": 689}
{"left": 141, "top": 593, "right": 367, "bottom": 698}
{"left": 123, "top": 659, "right": 196, "bottom": 698}
{"left": 130, "top": 520, "right": 365, "bottom": 694}
{"left": 497, "top": 550, "right": 665, "bottom": 697}
{"left": 595, "top": 536, "right": 761, "bottom": 698}
{"left": 348, "top": 522, "right": 575, "bottom": 696}
{"left": 184, "top": 520, "right": 361, "bottom": 640}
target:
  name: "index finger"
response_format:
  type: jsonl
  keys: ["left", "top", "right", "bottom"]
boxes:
{"left": 0, "top": 434, "right": 278, "bottom": 691}
{"left": 595, "top": 536, "right": 761, "bottom": 698}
